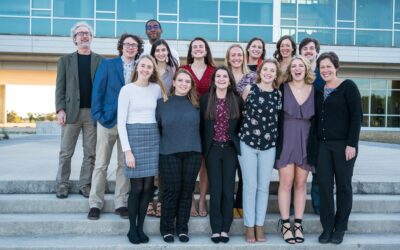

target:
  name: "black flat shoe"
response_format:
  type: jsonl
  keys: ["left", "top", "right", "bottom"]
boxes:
{"left": 178, "top": 234, "right": 189, "bottom": 243}
{"left": 163, "top": 234, "right": 174, "bottom": 243}
{"left": 220, "top": 235, "right": 229, "bottom": 243}
{"left": 331, "top": 231, "right": 345, "bottom": 244}
{"left": 318, "top": 231, "right": 332, "bottom": 244}
{"left": 211, "top": 235, "right": 221, "bottom": 243}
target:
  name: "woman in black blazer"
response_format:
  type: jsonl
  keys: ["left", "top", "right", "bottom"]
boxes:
{"left": 200, "top": 65, "right": 242, "bottom": 243}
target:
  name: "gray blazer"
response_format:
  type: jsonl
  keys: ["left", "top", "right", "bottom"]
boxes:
{"left": 55, "top": 51, "right": 102, "bottom": 124}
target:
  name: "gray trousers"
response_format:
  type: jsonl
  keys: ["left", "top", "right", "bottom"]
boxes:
{"left": 56, "top": 108, "right": 96, "bottom": 188}
{"left": 89, "top": 123, "right": 130, "bottom": 210}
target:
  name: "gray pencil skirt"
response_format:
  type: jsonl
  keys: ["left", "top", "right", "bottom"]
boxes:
{"left": 124, "top": 123, "right": 159, "bottom": 179}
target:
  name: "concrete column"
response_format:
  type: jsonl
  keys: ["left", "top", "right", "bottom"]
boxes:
{"left": 0, "top": 85, "right": 5, "bottom": 124}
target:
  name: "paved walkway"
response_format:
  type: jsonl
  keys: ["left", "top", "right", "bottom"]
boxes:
{"left": 1, "top": 134, "right": 400, "bottom": 182}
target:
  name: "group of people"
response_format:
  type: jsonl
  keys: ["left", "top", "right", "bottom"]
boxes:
{"left": 55, "top": 19, "right": 363, "bottom": 245}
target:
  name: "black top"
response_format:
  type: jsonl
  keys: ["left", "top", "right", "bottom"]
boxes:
{"left": 77, "top": 53, "right": 92, "bottom": 108}
{"left": 248, "top": 64, "right": 258, "bottom": 72}
{"left": 156, "top": 95, "right": 202, "bottom": 155}
{"left": 315, "top": 79, "right": 363, "bottom": 147}
{"left": 239, "top": 84, "right": 281, "bottom": 150}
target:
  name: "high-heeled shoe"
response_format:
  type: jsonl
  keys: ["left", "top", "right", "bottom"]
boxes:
{"left": 293, "top": 218, "right": 304, "bottom": 243}
{"left": 255, "top": 226, "right": 266, "bottom": 242}
{"left": 278, "top": 219, "right": 295, "bottom": 244}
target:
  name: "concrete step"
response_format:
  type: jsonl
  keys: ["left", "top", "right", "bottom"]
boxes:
{"left": 0, "top": 212, "right": 399, "bottom": 236}
{"left": 1, "top": 194, "right": 400, "bottom": 214}
{"left": 0, "top": 233, "right": 399, "bottom": 249}
{"left": 1, "top": 180, "right": 400, "bottom": 194}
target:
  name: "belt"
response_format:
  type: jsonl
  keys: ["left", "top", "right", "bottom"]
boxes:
{"left": 212, "top": 140, "right": 233, "bottom": 148}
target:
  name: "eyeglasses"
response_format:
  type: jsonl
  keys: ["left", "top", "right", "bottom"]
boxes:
{"left": 75, "top": 31, "right": 91, "bottom": 37}
{"left": 123, "top": 43, "right": 139, "bottom": 49}
{"left": 146, "top": 25, "right": 160, "bottom": 31}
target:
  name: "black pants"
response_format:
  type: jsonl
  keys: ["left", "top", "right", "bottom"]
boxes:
{"left": 234, "top": 163, "right": 243, "bottom": 209}
{"left": 317, "top": 140, "right": 356, "bottom": 233}
{"left": 206, "top": 141, "right": 238, "bottom": 234}
{"left": 159, "top": 152, "right": 201, "bottom": 236}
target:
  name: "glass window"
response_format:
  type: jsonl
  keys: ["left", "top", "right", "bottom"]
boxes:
{"left": 32, "top": 18, "right": 51, "bottom": 35}
{"left": 118, "top": 0, "right": 156, "bottom": 20}
{"left": 387, "top": 116, "right": 400, "bottom": 127}
{"left": 394, "top": 31, "right": 400, "bottom": 47}
{"left": 53, "top": 19, "right": 94, "bottom": 36}
{"left": 356, "top": 30, "right": 392, "bottom": 47}
{"left": 180, "top": 0, "right": 218, "bottom": 22}
{"left": 239, "top": 26, "right": 272, "bottom": 43}
{"left": 32, "top": 0, "right": 51, "bottom": 9}
{"left": 371, "top": 90, "right": 387, "bottom": 114}
{"left": 32, "top": 10, "right": 51, "bottom": 17}
{"left": 0, "top": 0, "right": 29, "bottom": 16}
{"left": 356, "top": 0, "right": 392, "bottom": 29}
{"left": 337, "top": 29, "right": 354, "bottom": 45}
{"left": 159, "top": 15, "right": 177, "bottom": 22}
{"left": 362, "top": 115, "right": 369, "bottom": 127}
{"left": 54, "top": 0, "right": 94, "bottom": 18}
{"left": 159, "top": 0, "right": 177, "bottom": 14}
{"left": 220, "top": 0, "right": 238, "bottom": 16}
{"left": 96, "top": 0, "right": 114, "bottom": 11}
{"left": 371, "top": 79, "right": 388, "bottom": 89}
{"left": 396, "top": 0, "right": 400, "bottom": 22}
{"left": 297, "top": 28, "right": 334, "bottom": 45}
{"left": 161, "top": 23, "right": 177, "bottom": 39}
{"left": 0, "top": 17, "right": 29, "bottom": 34}
{"left": 240, "top": 0, "right": 273, "bottom": 25}
{"left": 281, "top": 19, "right": 296, "bottom": 26}
{"left": 354, "top": 78, "right": 370, "bottom": 89}
{"left": 370, "top": 115, "right": 386, "bottom": 127}
{"left": 220, "top": 17, "right": 237, "bottom": 24}
{"left": 337, "top": 0, "right": 354, "bottom": 20}
{"left": 337, "top": 21, "right": 354, "bottom": 28}
{"left": 391, "top": 80, "right": 400, "bottom": 89}
{"left": 220, "top": 25, "right": 237, "bottom": 42}
{"left": 96, "top": 21, "right": 114, "bottom": 37}
{"left": 96, "top": 12, "right": 115, "bottom": 19}
{"left": 281, "top": 1, "right": 296, "bottom": 19}
{"left": 387, "top": 90, "right": 400, "bottom": 114}
{"left": 179, "top": 23, "right": 218, "bottom": 41}
{"left": 117, "top": 21, "right": 146, "bottom": 37}
{"left": 360, "top": 88, "right": 370, "bottom": 114}
{"left": 281, "top": 27, "right": 296, "bottom": 37}
{"left": 298, "top": 0, "right": 335, "bottom": 27}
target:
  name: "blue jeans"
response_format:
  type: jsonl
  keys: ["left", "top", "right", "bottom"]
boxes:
{"left": 238, "top": 141, "right": 275, "bottom": 227}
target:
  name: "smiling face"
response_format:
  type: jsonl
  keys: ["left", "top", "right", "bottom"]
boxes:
{"left": 173, "top": 72, "right": 192, "bottom": 96}
{"left": 73, "top": 26, "right": 92, "bottom": 49}
{"left": 154, "top": 44, "right": 168, "bottom": 63}
{"left": 145, "top": 20, "right": 162, "bottom": 42}
{"left": 319, "top": 58, "right": 337, "bottom": 82}
{"left": 136, "top": 57, "right": 154, "bottom": 81}
{"left": 247, "top": 40, "right": 263, "bottom": 60}
{"left": 280, "top": 38, "right": 294, "bottom": 59}
{"left": 229, "top": 46, "right": 244, "bottom": 69}
{"left": 191, "top": 40, "right": 207, "bottom": 59}
{"left": 214, "top": 69, "right": 230, "bottom": 91}
{"left": 290, "top": 58, "right": 306, "bottom": 81}
{"left": 300, "top": 41, "right": 317, "bottom": 62}
{"left": 260, "top": 62, "right": 278, "bottom": 84}
{"left": 122, "top": 37, "right": 138, "bottom": 61}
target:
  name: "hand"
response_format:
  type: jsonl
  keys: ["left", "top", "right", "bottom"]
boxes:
{"left": 125, "top": 150, "right": 136, "bottom": 168}
{"left": 345, "top": 146, "right": 356, "bottom": 161}
{"left": 57, "top": 110, "right": 66, "bottom": 126}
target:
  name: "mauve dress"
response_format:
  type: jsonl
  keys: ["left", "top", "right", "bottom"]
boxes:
{"left": 275, "top": 83, "right": 315, "bottom": 173}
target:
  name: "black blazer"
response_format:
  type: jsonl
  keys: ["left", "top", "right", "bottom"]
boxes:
{"left": 200, "top": 94, "right": 242, "bottom": 158}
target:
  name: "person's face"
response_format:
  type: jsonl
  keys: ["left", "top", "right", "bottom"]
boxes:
{"left": 214, "top": 69, "right": 230, "bottom": 91}
{"left": 173, "top": 72, "right": 192, "bottom": 96}
{"left": 122, "top": 37, "right": 138, "bottom": 60}
{"left": 191, "top": 40, "right": 207, "bottom": 59}
{"left": 290, "top": 59, "right": 306, "bottom": 81}
{"left": 154, "top": 44, "right": 168, "bottom": 63}
{"left": 280, "top": 39, "right": 294, "bottom": 59}
{"left": 260, "top": 62, "right": 277, "bottom": 84}
{"left": 319, "top": 58, "right": 337, "bottom": 82}
{"left": 248, "top": 40, "right": 263, "bottom": 60}
{"left": 301, "top": 42, "right": 318, "bottom": 62}
{"left": 229, "top": 47, "right": 244, "bottom": 69}
{"left": 136, "top": 57, "right": 154, "bottom": 80}
{"left": 146, "top": 21, "right": 162, "bottom": 41}
{"left": 73, "top": 26, "right": 92, "bottom": 49}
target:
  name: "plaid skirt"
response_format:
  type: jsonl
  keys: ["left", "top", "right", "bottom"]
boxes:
{"left": 125, "top": 123, "right": 159, "bottom": 178}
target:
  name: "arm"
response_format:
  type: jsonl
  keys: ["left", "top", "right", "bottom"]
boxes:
{"left": 117, "top": 87, "right": 135, "bottom": 168}
{"left": 242, "top": 84, "right": 251, "bottom": 101}
{"left": 55, "top": 57, "right": 66, "bottom": 125}
{"left": 91, "top": 59, "right": 108, "bottom": 124}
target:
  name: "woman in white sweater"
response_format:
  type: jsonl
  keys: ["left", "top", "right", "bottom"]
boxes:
{"left": 118, "top": 55, "right": 168, "bottom": 244}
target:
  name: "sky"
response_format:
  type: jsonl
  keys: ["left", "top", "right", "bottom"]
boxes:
{"left": 6, "top": 85, "right": 55, "bottom": 118}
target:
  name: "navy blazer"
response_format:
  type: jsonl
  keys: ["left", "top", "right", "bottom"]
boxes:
{"left": 200, "top": 94, "right": 242, "bottom": 158}
{"left": 92, "top": 57, "right": 125, "bottom": 128}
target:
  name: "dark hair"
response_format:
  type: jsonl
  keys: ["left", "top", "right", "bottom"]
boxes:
{"left": 205, "top": 65, "right": 240, "bottom": 120}
{"left": 317, "top": 51, "right": 340, "bottom": 70}
{"left": 273, "top": 35, "right": 297, "bottom": 62}
{"left": 170, "top": 69, "right": 199, "bottom": 107}
{"left": 255, "top": 58, "right": 281, "bottom": 89}
{"left": 117, "top": 33, "right": 143, "bottom": 59}
{"left": 299, "top": 37, "right": 320, "bottom": 54}
{"left": 150, "top": 39, "right": 178, "bottom": 69}
{"left": 245, "top": 37, "right": 266, "bottom": 63}
{"left": 186, "top": 37, "right": 216, "bottom": 67}
{"left": 145, "top": 19, "right": 162, "bottom": 30}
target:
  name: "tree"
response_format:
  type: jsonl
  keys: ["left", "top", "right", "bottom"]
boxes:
{"left": 7, "top": 110, "right": 22, "bottom": 123}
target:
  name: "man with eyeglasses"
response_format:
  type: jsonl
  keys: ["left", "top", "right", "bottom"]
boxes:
{"left": 142, "top": 19, "right": 180, "bottom": 65}
{"left": 55, "top": 22, "right": 102, "bottom": 199}
{"left": 87, "top": 33, "right": 144, "bottom": 220}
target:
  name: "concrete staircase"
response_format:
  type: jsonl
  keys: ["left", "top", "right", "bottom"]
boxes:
{"left": 0, "top": 180, "right": 400, "bottom": 249}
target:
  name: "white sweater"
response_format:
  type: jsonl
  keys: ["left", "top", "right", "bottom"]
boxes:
{"left": 117, "top": 83, "right": 162, "bottom": 152}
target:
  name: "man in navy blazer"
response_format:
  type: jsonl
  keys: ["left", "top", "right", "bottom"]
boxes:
{"left": 88, "top": 33, "right": 143, "bottom": 220}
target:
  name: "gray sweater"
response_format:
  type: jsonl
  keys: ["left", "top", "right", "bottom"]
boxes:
{"left": 156, "top": 95, "right": 201, "bottom": 155}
